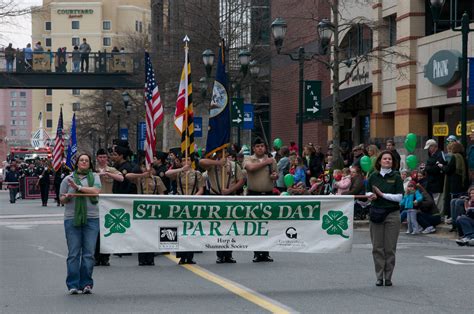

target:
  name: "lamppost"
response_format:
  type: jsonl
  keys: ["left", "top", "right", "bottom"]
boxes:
{"left": 201, "top": 47, "right": 251, "bottom": 147}
{"left": 104, "top": 101, "right": 112, "bottom": 147}
{"left": 271, "top": 17, "right": 334, "bottom": 156}
{"left": 430, "top": 0, "right": 473, "bottom": 149}
{"left": 122, "top": 91, "right": 136, "bottom": 150}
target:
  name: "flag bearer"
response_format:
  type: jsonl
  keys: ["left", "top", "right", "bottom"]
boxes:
{"left": 243, "top": 138, "right": 278, "bottom": 262}
{"left": 166, "top": 155, "right": 205, "bottom": 264}
{"left": 198, "top": 147, "right": 245, "bottom": 263}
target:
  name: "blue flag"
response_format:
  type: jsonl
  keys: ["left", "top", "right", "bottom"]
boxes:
{"left": 205, "top": 40, "right": 230, "bottom": 157}
{"left": 65, "top": 113, "right": 77, "bottom": 170}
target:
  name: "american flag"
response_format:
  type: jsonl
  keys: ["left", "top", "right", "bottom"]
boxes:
{"left": 52, "top": 108, "right": 64, "bottom": 171}
{"left": 144, "top": 52, "right": 164, "bottom": 168}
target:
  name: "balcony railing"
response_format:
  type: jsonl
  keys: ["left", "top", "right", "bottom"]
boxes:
{"left": 0, "top": 50, "right": 143, "bottom": 74}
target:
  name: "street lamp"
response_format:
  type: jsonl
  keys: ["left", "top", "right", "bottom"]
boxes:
{"left": 430, "top": 0, "right": 473, "bottom": 149}
{"left": 249, "top": 60, "right": 260, "bottom": 77}
{"left": 199, "top": 76, "right": 208, "bottom": 99}
{"left": 202, "top": 49, "right": 215, "bottom": 78}
{"left": 105, "top": 101, "right": 112, "bottom": 117}
{"left": 238, "top": 49, "right": 251, "bottom": 77}
{"left": 271, "top": 17, "right": 333, "bottom": 156}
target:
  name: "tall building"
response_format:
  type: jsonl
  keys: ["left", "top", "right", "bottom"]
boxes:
{"left": 31, "top": 0, "right": 151, "bottom": 138}
{"left": 0, "top": 89, "right": 33, "bottom": 159}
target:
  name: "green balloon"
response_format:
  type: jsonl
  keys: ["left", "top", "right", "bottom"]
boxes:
{"left": 284, "top": 173, "right": 294, "bottom": 188}
{"left": 273, "top": 138, "right": 283, "bottom": 149}
{"left": 404, "top": 139, "right": 415, "bottom": 153}
{"left": 405, "top": 133, "right": 417, "bottom": 151}
{"left": 280, "top": 192, "right": 290, "bottom": 196}
{"left": 360, "top": 155, "right": 372, "bottom": 172}
{"left": 406, "top": 154, "right": 418, "bottom": 170}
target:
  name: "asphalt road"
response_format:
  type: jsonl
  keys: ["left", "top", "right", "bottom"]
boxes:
{"left": 1, "top": 191, "right": 473, "bottom": 313}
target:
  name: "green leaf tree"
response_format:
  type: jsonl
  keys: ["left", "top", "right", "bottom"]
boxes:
{"left": 322, "top": 210, "right": 349, "bottom": 239}
{"left": 104, "top": 208, "right": 131, "bottom": 237}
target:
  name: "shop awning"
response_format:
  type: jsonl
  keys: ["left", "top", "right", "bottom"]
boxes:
{"left": 321, "top": 83, "right": 372, "bottom": 109}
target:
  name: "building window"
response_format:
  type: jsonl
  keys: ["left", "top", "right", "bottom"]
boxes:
{"left": 20, "top": 91, "right": 26, "bottom": 97}
{"left": 72, "top": 37, "right": 80, "bottom": 47}
{"left": 11, "top": 130, "right": 17, "bottom": 136}
{"left": 20, "top": 101, "right": 26, "bottom": 107}
{"left": 387, "top": 15, "right": 397, "bottom": 47}
{"left": 11, "top": 120, "right": 16, "bottom": 126}
{"left": 135, "top": 21, "right": 139, "bottom": 32}
{"left": 139, "top": 21, "right": 143, "bottom": 33}
{"left": 46, "top": 120, "right": 53, "bottom": 128}
{"left": 45, "top": 21, "right": 51, "bottom": 31}
{"left": 72, "top": 89, "right": 80, "bottom": 96}
{"left": 72, "top": 102, "right": 81, "bottom": 112}
{"left": 11, "top": 111, "right": 17, "bottom": 117}
{"left": 18, "top": 111, "right": 26, "bottom": 117}
{"left": 103, "top": 20, "right": 111, "bottom": 30}
{"left": 46, "top": 89, "right": 52, "bottom": 96}
{"left": 72, "top": 20, "right": 80, "bottom": 29}
{"left": 46, "top": 103, "right": 53, "bottom": 112}
{"left": 10, "top": 101, "right": 17, "bottom": 107}
{"left": 10, "top": 91, "right": 16, "bottom": 98}
{"left": 103, "top": 37, "right": 111, "bottom": 46}
{"left": 19, "top": 130, "right": 27, "bottom": 136}
{"left": 45, "top": 38, "right": 52, "bottom": 47}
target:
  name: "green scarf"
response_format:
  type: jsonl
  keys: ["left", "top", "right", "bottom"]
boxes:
{"left": 73, "top": 169, "right": 98, "bottom": 226}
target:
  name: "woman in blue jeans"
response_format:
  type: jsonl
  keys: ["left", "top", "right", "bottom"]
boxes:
{"left": 60, "top": 154, "right": 101, "bottom": 295}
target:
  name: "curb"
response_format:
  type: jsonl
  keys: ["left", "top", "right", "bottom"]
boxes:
{"left": 353, "top": 220, "right": 457, "bottom": 238}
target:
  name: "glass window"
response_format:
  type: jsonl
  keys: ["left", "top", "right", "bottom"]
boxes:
{"left": 103, "top": 37, "right": 111, "bottom": 46}
{"left": 46, "top": 120, "right": 53, "bottom": 128}
{"left": 46, "top": 103, "right": 53, "bottom": 112}
{"left": 72, "top": 102, "right": 81, "bottom": 111}
{"left": 72, "top": 20, "right": 80, "bottom": 29}
{"left": 72, "top": 89, "right": 80, "bottom": 96}
{"left": 10, "top": 91, "right": 16, "bottom": 98}
{"left": 10, "top": 101, "right": 17, "bottom": 107}
{"left": 135, "top": 21, "right": 139, "bottom": 32}
{"left": 20, "top": 101, "right": 26, "bottom": 107}
{"left": 388, "top": 15, "right": 396, "bottom": 47}
{"left": 19, "top": 130, "right": 27, "bottom": 136}
{"left": 11, "top": 120, "right": 16, "bottom": 126}
{"left": 46, "top": 89, "right": 52, "bottom": 96}
{"left": 45, "top": 21, "right": 51, "bottom": 31}
{"left": 20, "top": 91, "right": 26, "bottom": 97}
{"left": 103, "top": 20, "right": 111, "bottom": 30}
{"left": 19, "top": 111, "right": 26, "bottom": 117}
{"left": 139, "top": 21, "right": 143, "bottom": 33}
{"left": 45, "top": 38, "right": 52, "bottom": 47}
{"left": 11, "top": 111, "right": 17, "bottom": 117}
{"left": 72, "top": 37, "right": 80, "bottom": 47}
{"left": 11, "top": 130, "right": 17, "bottom": 136}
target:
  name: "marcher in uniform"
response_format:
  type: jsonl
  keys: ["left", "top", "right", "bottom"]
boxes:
{"left": 243, "top": 138, "right": 278, "bottom": 262}
{"left": 367, "top": 150, "right": 404, "bottom": 287}
{"left": 198, "top": 147, "right": 245, "bottom": 263}
{"left": 166, "top": 155, "right": 205, "bottom": 264}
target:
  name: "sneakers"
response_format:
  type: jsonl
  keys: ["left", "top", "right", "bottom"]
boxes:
{"left": 82, "top": 285, "right": 92, "bottom": 294}
{"left": 405, "top": 229, "right": 411, "bottom": 234}
{"left": 68, "top": 288, "right": 79, "bottom": 295}
{"left": 456, "top": 237, "right": 473, "bottom": 246}
{"left": 411, "top": 227, "right": 423, "bottom": 235}
{"left": 422, "top": 226, "right": 436, "bottom": 234}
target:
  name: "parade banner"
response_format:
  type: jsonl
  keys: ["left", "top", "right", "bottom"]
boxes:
{"left": 99, "top": 195, "right": 354, "bottom": 254}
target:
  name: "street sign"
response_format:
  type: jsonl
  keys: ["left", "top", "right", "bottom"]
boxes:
{"left": 243, "top": 103, "right": 254, "bottom": 130}
{"left": 194, "top": 117, "right": 203, "bottom": 138}
{"left": 137, "top": 122, "right": 146, "bottom": 150}
{"left": 432, "top": 123, "right": 449, "bottom": 136}
{"left": 304, "top": 80, "right": 322, "bottom": 118}
{"left": 231, "top": 97, "right": 244, "bottom": 126}
{"left": 120, "top": 128, "right": 128, "bottom": 140}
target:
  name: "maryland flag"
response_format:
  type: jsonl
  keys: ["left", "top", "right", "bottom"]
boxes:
{"left": 174, "top": 36, "right": 195, "bottom": 168}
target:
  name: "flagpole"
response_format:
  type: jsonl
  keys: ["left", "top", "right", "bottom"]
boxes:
{"left": 184, "top": 35, "right": 190, "bottom": 195}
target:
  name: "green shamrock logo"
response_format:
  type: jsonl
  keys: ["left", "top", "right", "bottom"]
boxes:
{"left": 104, "top": 208, "right": 131, "bottom": 237}
{"left": 322, "top": 210, "right": 349, "bottom": 239}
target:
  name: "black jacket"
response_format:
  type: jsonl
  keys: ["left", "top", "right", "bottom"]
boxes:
{"left": 424, "top": 149, "right": 446, "bottom": 194}
{"left": 443, "top": 153, "right": 469, "bottom": 194}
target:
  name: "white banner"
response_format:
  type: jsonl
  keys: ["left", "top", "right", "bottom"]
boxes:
{"left": 99, "top": 195, "right": 354, "bottom": 254}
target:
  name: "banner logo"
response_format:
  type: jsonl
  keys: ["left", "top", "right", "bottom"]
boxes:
{"left": 322, "top": 210, "right": 349, "bottom": 239}
{"left": 159, "top": 227, "right": 179, "bottom": 249}
{"left": 104, "top": 208, "right": 131, "bottom": 237}
{"left": 285, "top": 227, "right": 297, "bottom": 239}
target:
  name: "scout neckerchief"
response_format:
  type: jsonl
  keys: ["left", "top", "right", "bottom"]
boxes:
{"left": 140, "top": 176, "right": 159, "bottom": 194}
{"left": 211, "top": 162, "right": 233, "bottom": 195}
{"left": 73, "top": 169, "right": 98, "bottom": 226}
{"left": 178, "top": 170, "right": 198, "bottom": 195}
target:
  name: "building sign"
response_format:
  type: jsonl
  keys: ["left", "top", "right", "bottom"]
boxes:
{"left": 424, "top": 50, "right": 461, "bottom": 87}
{"left": 304, "top": 80, "right": 321, "bottom": 118}
{"left": 432, "top": 123, "right": 449, "bottom": 137}
{"left": 455, "top": 120, "right": 474, "bottom": 136}
{"left": 243, "top": 103, "right": 254, "bottom": 130}
{"left": 231, "top": 98, "right": 244, "bottom": 126}
{"left": 57, "top": 9, "right": 94, "bottom": 18}
{"left": 194, "top": 117, "right": 202, "bottom": 138}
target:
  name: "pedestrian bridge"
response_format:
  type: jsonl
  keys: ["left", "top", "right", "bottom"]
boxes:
{"left": 0, "top": 51, "right": 142, "bottom": 89}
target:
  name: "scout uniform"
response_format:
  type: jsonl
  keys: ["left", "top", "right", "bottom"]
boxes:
{"left": 206, "top": 160, "right": 244, "bottom": 263}
{"left": 242, "top": 154, "right": 277, "bottom": 262}
{"left": 173, "top": 168, "right": 205, "bottom": 264}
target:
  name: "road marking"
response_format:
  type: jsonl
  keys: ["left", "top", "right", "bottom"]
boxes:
{"left": 165, "top": 254, "right": 297, "bottom": 314}
{"left": 28, "top": 245, "right": 66, "bottom": 259}
{"left": 426, "top": 255, "right": 474, "bottom": 265}
{"left": 0, "top": 220, "right": 62, "bottom": 226}
{"left": 0, "top": 214, "right": 63, "bottom": 219}
{"left": 354, "top": 242, "right": 442, "bottom": 249}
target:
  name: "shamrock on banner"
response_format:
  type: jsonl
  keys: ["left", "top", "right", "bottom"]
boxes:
{"left": 322, "top": 210, "right": 349, "bottom": 239}
{"left": 104, "top": 208, "right": 131, "bottom": 237}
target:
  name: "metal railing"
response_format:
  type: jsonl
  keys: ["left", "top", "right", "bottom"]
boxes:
{"left": 0, "top": 51, "right": 143, "bottom": 74}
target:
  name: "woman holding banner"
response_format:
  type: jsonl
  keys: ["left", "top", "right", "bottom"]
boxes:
{"left": 60, "top": 153, "right": 101, "bottom": 295}
{"left": 367, "top": 150, "right": 403, "bottom": 287}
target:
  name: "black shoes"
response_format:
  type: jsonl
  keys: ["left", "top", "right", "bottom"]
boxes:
{"left": 252, "top": 255, "right": 274, "bottom": 263}
{"left": 216, "top": 258, "right": 225, "bottom": 264}
{"left": 375, "top": 279, "right": 392, "bottom": 286}
{"left": 95, "top": 260, "right": 110, "bottom": 266}
{"left": 138, "top": 261, "right": 155, "bottom": 266}
{"left": 216, "top": 257, "right": 237, "bottom": 264}
{"left": 179, "top": 258, "right": 195, "bottom": 265}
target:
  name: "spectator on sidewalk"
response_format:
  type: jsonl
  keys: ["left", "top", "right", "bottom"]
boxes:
{"left": 4, "top": 43, "right": 15, "bottom": 72}
{"left": 5, "top": 164, "right": 20, "bottom": 203}
{"left": 455, "top": 186, "right": 474, "bottom": 246}
{"left": 386, "top": 140, "right": 401, "bottom": 171}
{"left": 424, "top": 139, "right": 446, "bottom": 211}
{"left": 415, "top": 184, "right": 442, "bottom": 234}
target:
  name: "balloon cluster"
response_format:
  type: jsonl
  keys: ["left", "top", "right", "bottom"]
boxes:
{"left": 360, "top": 155, "right": 372, "bottom": 173}
{"left": 273, "top": 138, "right": 283, "bottom": 150}
{"left": 404, "top": 133, "right": 418, "bottom": 170}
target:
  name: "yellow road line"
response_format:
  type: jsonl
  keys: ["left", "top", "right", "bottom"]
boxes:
{"left": 165, "top": 254, "right": 295, "bottom": 314}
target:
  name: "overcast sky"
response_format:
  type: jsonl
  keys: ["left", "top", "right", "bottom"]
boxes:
{"left": 0, "top": 0, "right": 42, "bottom": 48}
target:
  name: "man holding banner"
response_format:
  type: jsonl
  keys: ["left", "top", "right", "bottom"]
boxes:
{"left": 199, "top": 147, "right": 245, "bottom": 263}
{"left": 243, "top": 138, "right": 278, "bottom": 262}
